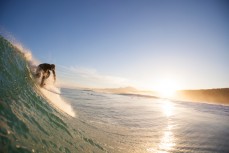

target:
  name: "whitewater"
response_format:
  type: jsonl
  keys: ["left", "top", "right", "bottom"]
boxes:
{"left": 1, "top": 36, "right": 229, "bottom": 153}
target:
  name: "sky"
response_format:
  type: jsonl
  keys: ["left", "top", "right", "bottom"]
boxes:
{"left": 1, "top": 0, "right": 229, "bottom": 90}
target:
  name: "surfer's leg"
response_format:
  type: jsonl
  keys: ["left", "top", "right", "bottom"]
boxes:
{"left": 40, "top": 71, "right": 50, "bottom": 87}
{"left": 40, "top": 76, "right": 45, "bottom": 87}
{"left": 46, "top": 71, "right": 50, "bottom": 79}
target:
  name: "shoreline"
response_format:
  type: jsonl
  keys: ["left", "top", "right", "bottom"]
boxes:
{"left": 93, "top": 87, "right": 229, "bottom": 106}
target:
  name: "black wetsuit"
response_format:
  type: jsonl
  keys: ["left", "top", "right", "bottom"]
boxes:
{"left": 36, "top": 63, "right": 56, "bottom": 87}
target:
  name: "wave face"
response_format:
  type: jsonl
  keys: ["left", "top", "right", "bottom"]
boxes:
{"left": 0, "top": 36, "right": 105, "bottom": 153}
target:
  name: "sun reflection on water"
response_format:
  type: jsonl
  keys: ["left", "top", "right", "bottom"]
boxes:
{"left": 162, "top": 100, "right": 174, "bottom": 117}
{"left": 147, "top": 124, "right": 175, "bottom": 153}
{"left": 147, "top": 100, "right": 176, "bottom": 153}
{"left": 158, "top": 124, "right": 175, "bottom": 153}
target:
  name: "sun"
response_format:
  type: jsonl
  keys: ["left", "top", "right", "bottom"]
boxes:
{"left": 154, "top": 79, "right": 178, "bottom": 98}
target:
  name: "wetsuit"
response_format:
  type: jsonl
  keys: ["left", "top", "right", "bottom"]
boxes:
{"left": 36, "top": 63, "right": 56, "bottom": 87}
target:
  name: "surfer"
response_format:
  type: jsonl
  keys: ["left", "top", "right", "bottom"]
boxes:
{"left": 35, "top": 63, "right": 56, "bottom": 87}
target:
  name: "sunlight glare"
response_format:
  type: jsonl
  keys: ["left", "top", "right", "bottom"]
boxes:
{"left": 158, "top": 124, "right": 175, "bottom": 153}
{"left": 162, "top": 100, "right": 174, "bottom": 117}
{"left": 154, "top": 79, "right": 179, "bottom": 98}
{"left": 147, "top": 124, "right": 175, "bottom": 153}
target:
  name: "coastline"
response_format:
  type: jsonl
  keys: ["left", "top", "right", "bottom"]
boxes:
{"left": 93, "top": 87, "right": 229, "bottom": 106}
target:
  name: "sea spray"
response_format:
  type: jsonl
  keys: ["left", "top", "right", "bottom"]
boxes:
{"left": 0, "top": 36, "right": 104, "bottom": 153}
{"left": 0, "top": 33, "right": 76, "bottom": 117}
{"left": 39, "top": 83, "right": 76, "bottom": 117}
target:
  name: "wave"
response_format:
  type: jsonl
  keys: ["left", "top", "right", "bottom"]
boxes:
{"left": 0, "top": 36, "right": 105, "bottom": 153}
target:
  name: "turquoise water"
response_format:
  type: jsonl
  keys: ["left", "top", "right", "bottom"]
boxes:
{"left": 0, "top": 36, "right": 105, "bottom": 153}
{"left": 1, "top": 36, "right": 229, "bottom": 153}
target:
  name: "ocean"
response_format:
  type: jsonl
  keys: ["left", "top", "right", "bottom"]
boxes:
{"left": 1, "top": 36, "right": 229, "bottom": 153}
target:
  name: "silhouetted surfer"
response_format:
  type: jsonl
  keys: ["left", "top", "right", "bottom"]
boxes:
{"left": 36, "top": 63, "right": 56, "bottom": 87}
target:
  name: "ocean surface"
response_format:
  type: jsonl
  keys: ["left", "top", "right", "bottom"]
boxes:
{"left": 1, "top": 36, "right": 229, "bottom": 153}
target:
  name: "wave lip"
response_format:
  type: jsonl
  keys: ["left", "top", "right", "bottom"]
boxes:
{"left": 0, "top": 34, "right": 76, "bottom": 117}
{"left": 0, "top": 35, "right": 105, "bottom": 153}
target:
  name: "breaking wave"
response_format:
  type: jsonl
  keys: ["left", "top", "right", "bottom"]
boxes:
{"left": 0, "top": 36, "right": 105, "bottom": 153}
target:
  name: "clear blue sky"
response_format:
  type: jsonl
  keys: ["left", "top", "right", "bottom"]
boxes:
{"left": 1, "top": 0, "right": 229, "bottom": 89}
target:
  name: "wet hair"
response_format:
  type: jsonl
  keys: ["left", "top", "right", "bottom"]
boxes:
{"left": 51, "top": 64, "right": 55, "bottom": 70}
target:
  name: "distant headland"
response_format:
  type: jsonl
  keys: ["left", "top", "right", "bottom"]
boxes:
{"left": 93, "top": 87, "right": 229, "bottom": 105}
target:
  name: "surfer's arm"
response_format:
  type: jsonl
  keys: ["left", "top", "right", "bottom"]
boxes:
{"left": 52, "top": 70, "right": 56, "bottom": 82}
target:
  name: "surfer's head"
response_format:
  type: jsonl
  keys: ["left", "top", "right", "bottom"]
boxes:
{"left": 51, "top": 64, "right": 55, "bottom": 70}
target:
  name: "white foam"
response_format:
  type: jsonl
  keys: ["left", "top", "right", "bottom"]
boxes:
{"left": 40, "top": 84, "right": 76, "bottom": 117}
{"left": 1, "top": 32, "right": 76, "bottom": 117}
{"left": 0, "top": 30, "right": 40, "bottom": 66}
